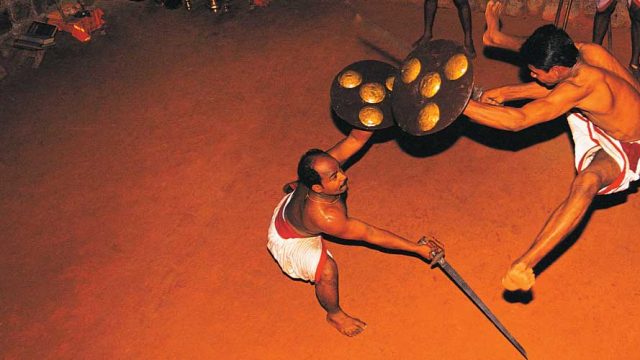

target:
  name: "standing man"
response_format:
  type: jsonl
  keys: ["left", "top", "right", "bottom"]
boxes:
{"left": 592, "top": 0, "right": 640, "bottom": 78}
{"left": 464, "top": 1, "right": 640, "bottom": 291}
{"left": 267, "top": 128, "right": 438, "bottom": 336}
{"left": 415, "top": 0, "right": 477, "bottom": 58}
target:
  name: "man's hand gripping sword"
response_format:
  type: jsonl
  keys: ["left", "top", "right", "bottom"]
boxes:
{"left": 418, "top": 236, "right": 528, "bottom": 359}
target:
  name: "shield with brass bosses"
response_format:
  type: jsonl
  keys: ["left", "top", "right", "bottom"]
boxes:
{"left": 392, "top": 39, "right": 474, "bottom": 136}
{"left": 330, "top": 60, "right": 398, "bottom": 130}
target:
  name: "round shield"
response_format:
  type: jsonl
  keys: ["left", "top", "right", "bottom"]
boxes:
{"left": 392, "top": 39, "right": 474, "bottom": 136}
{"left": 330, "top": 60, "right": 398, "bottom": 130}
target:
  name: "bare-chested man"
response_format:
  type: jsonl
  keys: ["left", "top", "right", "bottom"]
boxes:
{"left": 267, "top": 128, "right": 436, "bottom": 336}
{"left": 462, "top": 1, "right": 640, "bottom": 291}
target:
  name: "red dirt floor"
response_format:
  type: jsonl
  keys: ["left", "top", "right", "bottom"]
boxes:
{"left": 1, "top": 0, "right": 639, "bottom": 359}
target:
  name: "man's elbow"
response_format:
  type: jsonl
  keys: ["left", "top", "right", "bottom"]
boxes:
{"left": 504, "top": 122, "right": 529, "bottom": 131}
{"left": 501, "top": 113, "right": 533, "bottom": 131}
{"left": 467, "top": 117, "right": 526, "bottom": 132}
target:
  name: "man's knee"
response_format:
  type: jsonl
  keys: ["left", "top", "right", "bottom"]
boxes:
{"left": 317, "top": 256, "right": 338, "bottom": 284}
{"left": 572, "top": 170, "right": 605, "bottom": 196}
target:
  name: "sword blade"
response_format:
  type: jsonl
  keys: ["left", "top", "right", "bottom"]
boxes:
{"left": 353, "top": 13, "right": 412, "bottom": 66}
{"left": 343, "top": 0, "right": 412, "bottom": 65}
{"left": 437, "top": 260, "right": 528, "bottom": 359}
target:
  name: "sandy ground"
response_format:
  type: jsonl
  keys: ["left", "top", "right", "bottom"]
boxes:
{"left": 1, "top": 0, "right": 639, "bottom": 359}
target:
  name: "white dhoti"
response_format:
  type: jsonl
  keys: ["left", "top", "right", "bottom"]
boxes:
{"left": 267, "top": 193, "right": 331, "bottom": 283}
{"left": 568, "top": 112, "right": 640, "bottom": 195}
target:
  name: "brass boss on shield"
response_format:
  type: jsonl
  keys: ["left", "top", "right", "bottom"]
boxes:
{"left": 359, "top": 106, "right": 384, "bottom": 127}
{"left": 339, "top": 70, "right": 363, "bottom": 88}
{"left": 420, "top": 72, "right": 441, "bottom": 98}
{"left": 385, "top": 76, "right": 395, "bottom": 91}
{"left": 330, "top": 60, "right": 397, "bottom": 130}
{"left": 391, "top": 39, "right": 474, "bottom": 136}
{"left": 418, "top": 103, "right": 440, "bottom": 131}
{"left": 444, "top": 54, "right": 469, "bottom": 81}
{"left": 401, "top": 58, "right": 421, "bottom": 84}
{"left": 359, "top": 82, "right": 386, "bottom": 104}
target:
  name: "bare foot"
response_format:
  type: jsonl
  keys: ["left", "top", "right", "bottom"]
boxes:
{"left": 482, "top": 0, "right": 503, "bottom": 47}
{"left": 326, "top": 311, "right": 367, "bottom": 337}
{"left": 413, "top": 34, "right": 432, "bottom": 49}
{"left": 464, "top": 41, "right": 477, "bottom": 59}
{"left": 502, "top": 262, "right": 535, "bottom": 291}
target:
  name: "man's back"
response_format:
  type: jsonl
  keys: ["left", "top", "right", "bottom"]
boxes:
{"left": 577, "top": 43, "right": 640, "bottom": 92}
{"left": 563, "top": 44, "right": 640, "bottom": 141}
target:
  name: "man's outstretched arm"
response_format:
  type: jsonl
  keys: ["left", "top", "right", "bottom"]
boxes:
{"left": 482, "top": 0, "right": 527, "bottom": 51}
{"left": 311, "top": 208, "right": 435, "bottom": 260}
{"left": 479, "top": 82, "right": 553, "bottom": 105}
{"left": 464, "top": 81, "right": 585, "bottom": 131}
{"left": 326, "top": 129, "right": 373, "bottom": 165}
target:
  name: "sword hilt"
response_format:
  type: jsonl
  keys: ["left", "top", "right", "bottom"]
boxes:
{"left": 471, "top": 86, "right": 484, "bottom": 101}
{"left": 418, "top": 236, "right": 445, "bottom": 267}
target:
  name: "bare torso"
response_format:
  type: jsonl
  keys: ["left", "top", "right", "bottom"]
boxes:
{"left": 284, "top": 186, "right": 346, "bottom": 237}
{"left": 564, "top": 44, "right": 640, "bottom": 141}
{"left": 479, "top": 2, "right": 640, "bottom": 141}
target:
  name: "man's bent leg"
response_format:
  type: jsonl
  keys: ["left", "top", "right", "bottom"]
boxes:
{"left": 315, "top": 257, "right": 367, "bottom": 336}
{"left": 503, "top": 150, "right": 620, "bottom": 291}
{"left": 482, "top": 0, "right": 525, "bottom": 51}
{"left": 453, "top": 0, "right": 476, "bottom": 58}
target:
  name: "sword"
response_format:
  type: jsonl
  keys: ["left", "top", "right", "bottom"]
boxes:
{"left": 419, "top": 237, "right": 528, "bottom": 359}
{"left": 353, "top": 13, "right": 411, "bottom": 66}
{"left": 344, "top": 1, "right": 411, "bottom": 65}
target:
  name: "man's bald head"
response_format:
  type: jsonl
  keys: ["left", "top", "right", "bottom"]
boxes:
{"left": 297, "top": 149, "right": 331, "bottom": 188}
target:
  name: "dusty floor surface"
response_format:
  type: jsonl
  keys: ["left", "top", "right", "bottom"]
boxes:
{"left": 1, "top": 0, "right": 639, "bottom": 359}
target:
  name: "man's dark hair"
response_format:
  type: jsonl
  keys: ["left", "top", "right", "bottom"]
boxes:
{"left": 297, "top": 149, "right": 328, "bottom": 188}
{"left": 520, "top": 24, "right": 579, "bottom": 71}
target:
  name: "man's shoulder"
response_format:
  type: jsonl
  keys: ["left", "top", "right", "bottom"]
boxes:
{"left": 577, "top": 43, "right": 614, "bottom": 65}
{"left": 576, "top": 42, "right": 605, "bottom": 54}
{"left": 577, "top": 43, "right": 630, "bottom": 78}
{"left": 303, "top": 201, "right": 348, "bottom": 232}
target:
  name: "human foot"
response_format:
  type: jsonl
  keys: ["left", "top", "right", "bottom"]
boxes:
{"left": 413, "top": 34, "right": 432, "bottom": 49}
{"left": 502, "top": 262, "right": 535, "bottom": 291}
{"left": 464, "top": 41, "right": 477, "bottom": 59}
{"left": 482, "top": 0, "right": 503, "bottom": 47}
{"left": 326, "top": 311, "right": 367, "bottom": 337}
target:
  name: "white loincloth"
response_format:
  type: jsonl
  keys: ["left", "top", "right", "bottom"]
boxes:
{"left": 267, "top": 193, "right": 331, "bottom": 283}
{"left": 567, "top": 112, "right": 640, "bottom": 195}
